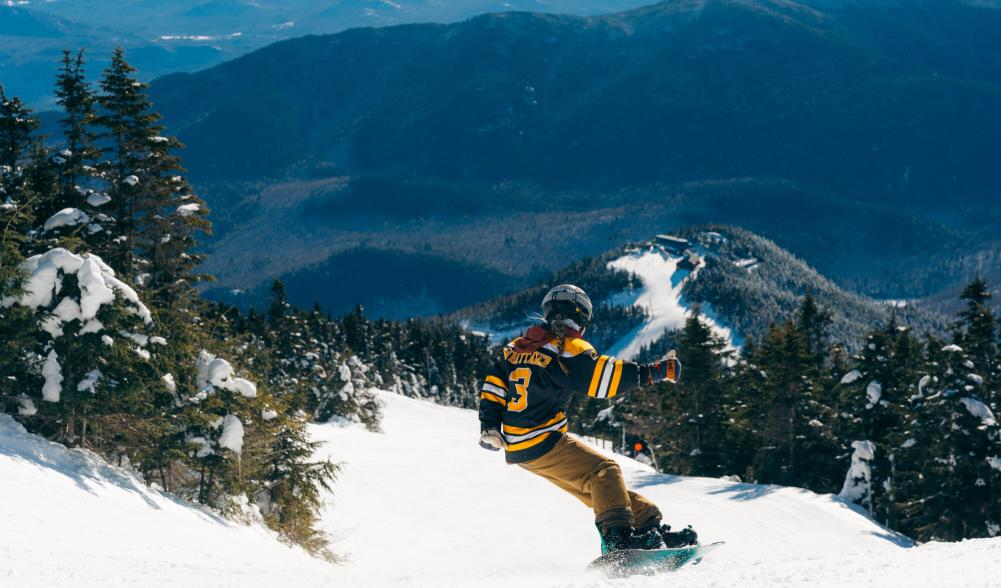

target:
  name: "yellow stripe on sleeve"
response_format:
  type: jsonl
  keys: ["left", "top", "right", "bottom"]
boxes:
{"left": 607, "top": 360, "right": 623, "bottom": 398}
{"left": 481, "top": 391, "right": 507, "bottom": 406}
{"left": 485, "top": 375, "right": 507, "bottom": 389}
{"left": 560, "top": 337, "right": 595, "bottom": 357}
{"left": 587, "top": 355, "right": 609, "bottom": 397}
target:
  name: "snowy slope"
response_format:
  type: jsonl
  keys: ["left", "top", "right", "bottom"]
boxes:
{"left": 0, "top": 414, "right": 331, "bottom": 587}
{"left": 311, "top": 392, "right": 1001, "bottom": 587}
{"left": 4, "top": 394, "right": 1001, "bottom": 586}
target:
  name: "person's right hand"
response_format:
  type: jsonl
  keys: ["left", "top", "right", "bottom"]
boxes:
{"left": 640, "top": 350, "right": 682, "bottom": 385}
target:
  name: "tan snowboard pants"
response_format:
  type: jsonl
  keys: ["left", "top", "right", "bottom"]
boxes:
{"left": 518, "top": 434, "right": 661, "bottom": 530}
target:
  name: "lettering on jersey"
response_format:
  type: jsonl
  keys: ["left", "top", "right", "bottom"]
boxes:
{"left": 503, "top": 346, "right": 553, "bottom": 368}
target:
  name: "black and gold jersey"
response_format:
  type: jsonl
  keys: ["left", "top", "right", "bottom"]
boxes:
{"left": 478, "top": 328, "right": 645, "bottom": 464}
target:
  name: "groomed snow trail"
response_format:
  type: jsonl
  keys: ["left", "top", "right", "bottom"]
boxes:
{"left": 312, "top": 392, "right": 1000, "bottom": 587}
{"left": 3, "top": 395, "right": 1000, "bottom": 587}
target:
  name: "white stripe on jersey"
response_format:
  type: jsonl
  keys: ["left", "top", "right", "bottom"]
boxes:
{"left": 596, "top": 356, "right": 617, "bottom": 399}
{"left": 482, "top": 382, "right": 507, "bottom": 397}
{"left": 502, "top": 419, "right": 568, "bottom": 443}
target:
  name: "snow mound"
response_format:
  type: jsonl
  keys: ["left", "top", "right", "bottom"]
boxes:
{"left": 841, "top": 369, "right": 862, "bottom": 385}
{"left": 0, "top": 413, "right": 331, "bottom": 587}
{"left": 11, "top": 248, "right": 152, "bottom": 324}
{"left": 196, "top": 350, "right": 257, "bottom": 398}
{"left": 86, "top": 192, "right": 111, "bottom": 207}
{"left": 176, "top": 203, "right": 201, "bottom": 217}
{"left": 43, "top": 207, "right": 90, "bottom": 232}
{"left": 960, "top": 397, "right": 998, "bottom": 427}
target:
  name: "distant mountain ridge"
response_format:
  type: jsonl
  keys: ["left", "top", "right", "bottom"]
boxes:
{"left": 14, "top": 0, "right": 1001, "bottom": 316}
{"left": 134, "top": 0, "right": 1001, "bottom": 314}
{"left": 0, "top": 0, "right": 654, "bottom": 108}
{"left": 454, "top": 226, "right": 946, "bottom": 353}
{"left": 149, "top": 0, "right": 1001, "bottom": 206}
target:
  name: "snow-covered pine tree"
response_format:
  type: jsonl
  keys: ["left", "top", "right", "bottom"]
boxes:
{"left": 181, "top": 350, "right": 262, "bottom": 508}
{"left": 0, "top": 185, "right": 35, "bottom": 417}
{"left": 0, "top": 88, "right": 37, "bottom": 176}
{"left": 904, "top": 341, "right": 1001, "bottom": 540}
{"left": 837, "top": 319, "right": 923, "bottom": 529}
{"left": 839, "top": 440, "right": 876, "bottom": 515}
{"left": 4, "top": 247, "right": 164, "bottom": 449}
{"left": 1, "top": 90, "right": 47, "bottom": 416}
{"left": 313, "top": 355, "right": 380, "bottom": 428}
{"left": 257, "top": 412, "right": 339, "bottom": 560}
{"left": 954, "top": 278, "right": 999, "bottom": 411}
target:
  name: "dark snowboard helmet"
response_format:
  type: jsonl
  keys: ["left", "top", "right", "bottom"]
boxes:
{"left": 542, "top": 284, "right": 593, "bottom": 332}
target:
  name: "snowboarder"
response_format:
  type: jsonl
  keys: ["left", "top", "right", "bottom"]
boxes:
{"left": 478, "top": 284, "right": 698, "bottom": 553}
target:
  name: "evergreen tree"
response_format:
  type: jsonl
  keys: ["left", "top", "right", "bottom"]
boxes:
{"left": 0, "top": 88, "right": 37, "bottom": 175}
{"left": 741, "top": 299, "right": 842, "bottom": 491}
{"left": 54, "top": 50, "right": 102, "bottom": 206}
{"left": 95, "top": 48, "right": 212, "bottom": 288}
{"left": 0, "top": 184, "right": 35, "bottom": 417}
{"left": 620, "top": 310, "right": 732, "bottom": 477}
{"left": 49, "top": 49, "right": 113, "bottom": 253}
{"left": 955, "top": 277, "right": 998, "bottom": 407}
{"left": 837, "top": 319, "right": 923, "bottom": 529}
{"left": 1, "top": 88, "right": 45, "bottom": 415}
{"left": 258, "top": 414, "right": 339, "bottom": 559}
{"left": 797, "top": 292, "right": 832, "bottom": 372}
{"left": 903, "top": 342, "right": 1001, "bottom": 540}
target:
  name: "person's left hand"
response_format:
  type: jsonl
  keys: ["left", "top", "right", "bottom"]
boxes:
{"left": 479, "top": 429, "right": 506, "bottom": 451}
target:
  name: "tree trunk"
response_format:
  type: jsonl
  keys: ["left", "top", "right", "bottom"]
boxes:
{"left": 66, "top": 411, "right": 76, "bottom": 447}
{"left": 788, "top": 385, "right": 796, "bottom": 484}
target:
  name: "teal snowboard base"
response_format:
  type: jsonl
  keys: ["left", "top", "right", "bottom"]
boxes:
{"left": 587, "top": 541, "right": 725, "bottom": 577}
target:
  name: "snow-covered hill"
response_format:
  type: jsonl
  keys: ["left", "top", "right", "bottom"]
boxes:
{"left": 0, "top": 414, "right": 331, "bottom": 587}
{"left": 4, "top": 392, "right": 1000, "bottom": 586}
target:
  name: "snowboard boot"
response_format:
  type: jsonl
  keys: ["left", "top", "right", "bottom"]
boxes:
{"left": 598, "top": 525, "right": 665, "bottom": 554}
{"left": 650, "top": 523, "right": 698, "bottom": 548}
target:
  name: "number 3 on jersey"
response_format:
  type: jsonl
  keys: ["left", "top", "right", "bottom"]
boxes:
{"left": 508, "top": 368, "right": 531, "bottom": 412}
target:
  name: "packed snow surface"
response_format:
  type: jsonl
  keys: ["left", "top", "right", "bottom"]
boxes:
{"left": 309, "top": 392, "right": 1001, "bottom": 587}
{"left": 4, "top": 392, "right": 1001, "bottom": 586}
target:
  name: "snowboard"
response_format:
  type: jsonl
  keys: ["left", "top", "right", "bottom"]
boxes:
{"left": 587, "top": 541, "right": 725, "bottom": 577}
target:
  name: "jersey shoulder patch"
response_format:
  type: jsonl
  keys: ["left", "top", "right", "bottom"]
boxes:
{"left": 561, "top": 337, "right": 596, "bottom": 358}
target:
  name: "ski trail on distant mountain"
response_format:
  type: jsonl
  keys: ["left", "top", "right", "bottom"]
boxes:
{"left": 607, "top": 247, "right": 738, "bottom": 359}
